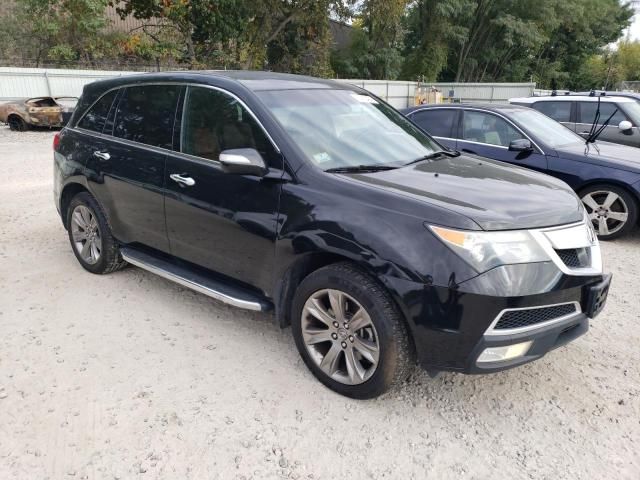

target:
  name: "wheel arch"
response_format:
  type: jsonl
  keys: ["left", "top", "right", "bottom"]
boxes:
{"left": 274, "top": 251, "right": 419, "bottom": 359}
{"left": 59, "top": 182, "right": 91, "bottom": 229}
{"left": 576, "top": 178, "right": 640, "bottom": 205}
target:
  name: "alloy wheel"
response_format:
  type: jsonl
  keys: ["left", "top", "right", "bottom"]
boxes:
{"left": 70, "top": 205, "right": 102, "bottom": 265}
{"left": 301, "top": 289, "right": 380, "bottom": 385}
{"left": 581, "top": 190, "right": 629, "bottom": 236}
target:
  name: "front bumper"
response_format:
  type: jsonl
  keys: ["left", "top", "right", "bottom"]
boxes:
{"left": 384, "top": 266, "right": 611, "bottom": 374}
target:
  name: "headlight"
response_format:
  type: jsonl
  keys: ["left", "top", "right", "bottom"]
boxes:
{"left": 429, "top": 225, "right": 549, "bottom": 272}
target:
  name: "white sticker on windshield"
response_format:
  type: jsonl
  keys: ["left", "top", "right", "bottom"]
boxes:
{"left": 351, "top": 93, "right": 378, "bottom": 104}
{"left": 313, "top": 152, "right": 332, "bottom": 164}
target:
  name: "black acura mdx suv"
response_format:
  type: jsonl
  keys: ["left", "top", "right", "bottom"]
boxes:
{"left": 54, "top": 72, "right": 611, "bottom": 398}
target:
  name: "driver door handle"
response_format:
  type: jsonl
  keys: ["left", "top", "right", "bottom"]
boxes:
{"left": 93, "top": 151, "right": 110, "bottom": 161}
{"left": 170, "top": 173, "right": 196, "bottom": 187}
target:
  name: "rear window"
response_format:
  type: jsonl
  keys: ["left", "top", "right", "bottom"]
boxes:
{"left": 532, "top": 101, "right": 572, "bottom": 123}
{"left": 409, "top": 109, "right": 457, "bottom": 138}
{"left": 77, "top": 90, "right": 119, "bottom": 133}
{"left": 113, "top": 85, "right": 181, "bottom": 149}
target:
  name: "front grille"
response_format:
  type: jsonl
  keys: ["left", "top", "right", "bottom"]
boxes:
{"left": 495, "top": 303, "right": 578, "bottom": 330}
{"left": 556, "top": 248, "right": 589, "bottom": 268}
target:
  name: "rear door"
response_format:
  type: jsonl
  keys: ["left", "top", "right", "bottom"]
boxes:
{"left": 457, "top": 110, "right": 547, "bottom": 172}
{"left": 407, "top": 108, "right": 459, "bottom": 150}
{"left": 164, "top": 85, "right": 283, "bottom": 293}
{"left": 576, "top": 101, "right": 640, "bottom": 147}
{"left": 84, "top": 84, "right": 182, "bottom": 252}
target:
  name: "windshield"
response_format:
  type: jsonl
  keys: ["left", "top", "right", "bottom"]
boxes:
{"left": 508, "top": 108, "right": 584, "bottom": 148}
{"left": 622, "top": 101, "right": 640, "bottom": 124}
{"left": 256, "top": 89, "right": 441, "bottom": 170}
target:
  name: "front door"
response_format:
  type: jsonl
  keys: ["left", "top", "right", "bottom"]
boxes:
{"left": 457, "top": 110, "right": 547, "bottom": 173}
{"left": 164, "top": 85, "right": 283, "bottom": 293}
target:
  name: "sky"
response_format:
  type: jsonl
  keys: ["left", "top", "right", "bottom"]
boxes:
{"left": 627, "top": 13, "right": 640, "bottom": 40}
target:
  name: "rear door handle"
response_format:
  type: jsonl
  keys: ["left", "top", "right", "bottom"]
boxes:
{"left": 170, "top": 173, "right": 196, "bottom": 187}
{"left": 93, "top": 151, "right": 110, "bottom": 161}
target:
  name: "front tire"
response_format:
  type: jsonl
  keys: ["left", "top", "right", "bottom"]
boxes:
{"left": 580, "top": 184, "right": 638, "bottom": 240}
{"left": 291, "top": 263, "right": 414, "bottom": 399}
{"left": 8, "top": 115, "right": 28, "bottom": 132}
{"left": 66, "top": 192, "right": 127, "bottom": 274}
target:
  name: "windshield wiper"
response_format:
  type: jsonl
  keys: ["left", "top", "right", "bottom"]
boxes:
{"left": 325, "top": 165, "right": 399, "bottom": 173}
{"left": 403, "top": 150, "right": 460, "bottom": 167}
{"left": 585, "top": 97, "right": 618, "bottom": 144}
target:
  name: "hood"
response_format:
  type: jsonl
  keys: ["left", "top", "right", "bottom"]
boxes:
{"left": 346, "top": 154, "right": 583, "bottom": 231}
{"left": 556, "top": 141, "right": 640, "bottom": 173}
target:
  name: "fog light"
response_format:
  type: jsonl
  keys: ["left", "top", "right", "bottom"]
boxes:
{"left": 477, "top": 341, "right": 532, "bottom": 364}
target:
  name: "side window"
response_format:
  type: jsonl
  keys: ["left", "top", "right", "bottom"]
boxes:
{"left": 461, "top": 111, "right": 524, "bottom": 147}
{"left": 410, "top": 109, "right": 457, "bottom": 138}
{"left": 113, "top": 85, "right": 181, "bottom": 149}
{"left": 180, "top": 86, "right": 280, "bottom": 166}
{"left": 578, "top": 102, "right": 627, "bottom": 125}
{"left": 77, "top": 90, "right": 119, "bottom": 133}
{"left": 532, "top": 101, "right": 572, "bottom": 123}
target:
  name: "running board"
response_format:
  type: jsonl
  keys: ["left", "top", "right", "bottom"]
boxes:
{"left": 121, "top": 247, "right": 271, "bottom": 312}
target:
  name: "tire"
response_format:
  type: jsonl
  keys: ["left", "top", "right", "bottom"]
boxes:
{"left": 66, "top": 192, "right": 127, "bottom": 274}
{"left": 291, "top": 262, "right": 414, "bottom": 399}
{"left": 580, "top": 184, "right": 638, "bottom": 240}
{"left": 8, "top": 115, "right": 28, "bottom": 132}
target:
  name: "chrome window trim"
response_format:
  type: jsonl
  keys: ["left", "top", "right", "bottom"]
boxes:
{"left": 484, "top": 301, "right": 582, "bottom": 336}
{"left": 459, "top": 108, "right": 546, "bottom": 154}
{"left": 72, "top": 81, "right": 282, "bottom": 158}
{"left": 408, "top": 106, "right": 546, "bottom": 154}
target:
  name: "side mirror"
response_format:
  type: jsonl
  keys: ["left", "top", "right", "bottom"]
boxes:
{"left": 508, "top": 139, "right": 533, "bottom": 152}
{"left": 618, "top": 120, "right": 633, "bottom": 132}
{"left": 219, "top": 148, "right": 268, "bottom": 177}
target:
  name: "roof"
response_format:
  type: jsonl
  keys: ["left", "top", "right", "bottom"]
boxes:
{"left": 88, "top": 70, "right": 355, "bottom": 93}
{"left": 510, "top": 95, "right": 637, "bottom": 104}
{"left": 402, "top": 103, "right": 529, "bottom": 114}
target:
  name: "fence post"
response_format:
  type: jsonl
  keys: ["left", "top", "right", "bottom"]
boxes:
{"left": 44, "top": 70, "right": 52, "bottom": 96}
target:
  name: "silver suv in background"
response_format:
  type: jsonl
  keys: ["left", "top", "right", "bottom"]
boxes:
{"left": 510, "top": 95, "right": 640, "bottom": 148}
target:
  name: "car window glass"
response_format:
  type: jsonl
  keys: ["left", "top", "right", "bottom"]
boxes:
{"left": 578, "top": 102, "right": 627, "bottom": 125}
{"left": 113, "top": 85, "right": 180, "bottom": 148}
{"left": 461, "top": 111, "right": 524, "bottom": 147}
{"left": 532, "top": 101, "right": 572, "bottom": 123}
{"left": 77, "top": 90, "right": 119, "bottom": 133}
{"left": 180, "top": 86, "right": 280, "bottom": 167}
{"left": 410, "top": 109, "right": 457, "bottom": 137}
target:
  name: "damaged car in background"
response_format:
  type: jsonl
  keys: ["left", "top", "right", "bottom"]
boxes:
{"left": 0, "top": 96, "right": 78, "bottom": 131}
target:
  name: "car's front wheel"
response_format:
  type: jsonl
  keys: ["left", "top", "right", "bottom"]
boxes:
{"left": 291, "top": 263, "right": 414, "bottom": 399}
{"left": 66, "top": 192, "right": 127, "bottom": 274}
{"left": 581, "top": 184, "right": 638, "bottom": 240}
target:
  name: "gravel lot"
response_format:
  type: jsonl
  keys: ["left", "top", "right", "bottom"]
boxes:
{"left": 0, "top": 126, "right": 639, "bottom": 480}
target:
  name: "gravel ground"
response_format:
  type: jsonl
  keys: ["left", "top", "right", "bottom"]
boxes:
{"left": 0, "top": 126, "right": 639, "bottom": 480}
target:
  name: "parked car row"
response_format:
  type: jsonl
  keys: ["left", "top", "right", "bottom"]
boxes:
{"left": 402, "top": 101, "right": 640, "bottom": 239}
{"left": 53, "top": 72, "right": 611, "bottom": 398}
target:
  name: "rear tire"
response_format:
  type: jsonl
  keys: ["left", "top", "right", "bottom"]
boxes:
{"left": 66, "top": 192, "right": 127, "bottom": 274}
{"left": 580, "top": 184, "right": 638, "bottom": 240}
{"left": 8, "top": 115, "right": 28, "bottom": 132}
{"left": 291, "top": 262, "right": 414, "bottom": 399}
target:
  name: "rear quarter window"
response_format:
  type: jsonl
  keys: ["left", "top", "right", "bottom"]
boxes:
{"left": 77, "top": 90, "right": 119, "bottom": 133}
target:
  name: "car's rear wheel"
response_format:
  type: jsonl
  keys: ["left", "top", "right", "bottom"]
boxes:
{"left": 8, "top": 115, "right": 28, "bottom": 132}
{"left": 291, "top": 262, "right": 414, "bottom": 399}
{"left": 66, "top": 192, "right": 127, "bottom": 274}
{"left": 580, "top": 184, "right": 638, "bottom": 240}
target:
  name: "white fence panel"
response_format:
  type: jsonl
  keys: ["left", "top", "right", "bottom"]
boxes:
{"left": 0, "top": 68, "right": 536, "bottom": 108}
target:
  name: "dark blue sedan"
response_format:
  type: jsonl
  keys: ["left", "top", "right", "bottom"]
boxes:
{"left": 402, "top": 104, "right": 640, "bottom": 239}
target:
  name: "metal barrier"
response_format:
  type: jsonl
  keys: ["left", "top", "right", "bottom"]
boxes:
{"left": 0, "top": 68, "right": 536, "bottom": 108}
